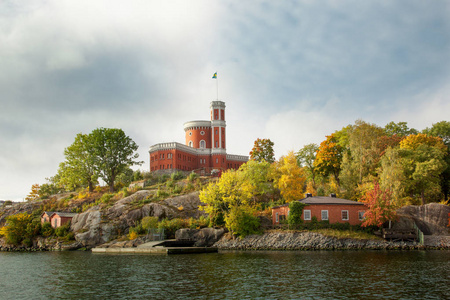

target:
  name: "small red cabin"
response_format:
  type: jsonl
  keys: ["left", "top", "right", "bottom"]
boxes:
{"left": 41, "top": 211, "right": 77, "bottom": 228}
{"left": 272, "top": 195, "right": 368, "bottom": 226}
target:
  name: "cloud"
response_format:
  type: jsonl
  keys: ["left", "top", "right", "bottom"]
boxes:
{"left": 1, "top": 0, "right": 449, "bottom": 200}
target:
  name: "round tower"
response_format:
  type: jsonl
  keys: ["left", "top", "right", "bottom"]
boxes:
{"left": 183, "top": 120, "right": 211, "bottom": 149}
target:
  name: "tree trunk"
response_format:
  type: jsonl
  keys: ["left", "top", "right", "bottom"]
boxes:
{"left": 88, "top": 181, "right": 94, "bottom": 193}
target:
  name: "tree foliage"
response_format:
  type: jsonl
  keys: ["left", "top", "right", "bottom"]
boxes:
{"left": 58, "top": 133, "right": 98, "bottom": 192}
{"left": 296, "top": 143, "right": 319, "bottom": 185}
{"left": 249, "top": 138, "right": 275, "bottom": 163}
{"left": 361, "top": 182, "right": 397, "bottom": 228}
{"left": 270, "top": 151, "right": 306, "bottom": 203}
{"left": 384, "top": 121, "right": 418, "bottom": 137}
{"left": 87, "top": 128, "right": 142, "bottom": 192}
{"left": 0, "top": 213, "right": 40, "bottom": 246}
{"left": 25, "top": 184, "right": 41, "bottom": 202}
{"left": 314, "top": 133, "right": 343, "bottom": 185}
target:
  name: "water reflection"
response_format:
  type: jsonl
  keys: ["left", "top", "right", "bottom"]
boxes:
{"left": 0, "top": 250, "right": 448, "bottom": 299}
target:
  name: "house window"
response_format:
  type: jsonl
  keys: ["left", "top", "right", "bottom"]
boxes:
{"left": 341, "top": 210, "right": 349, "bottom": 221}
{"left": 358, "top": 211, "right": 365, "bottom": 221}
{"left": 321, "top": 210, "right": 328, "bottom": 221}
{"left": 276, "top": 212, "right": 279, "bottom": 223}
{"left": 304, "top": 210, "right": 311, "bottom": 221}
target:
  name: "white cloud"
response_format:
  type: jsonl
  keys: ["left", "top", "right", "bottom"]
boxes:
{"left": 1, "top": 0, "right": 449, "bottom": 200}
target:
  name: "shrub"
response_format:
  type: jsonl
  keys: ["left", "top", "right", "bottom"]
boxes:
{"left": 171, "top": 171, "right": 184, "bottom": 181}
{"left": 100, "top": 193, "right": 114, "bottom": 204}
{"left": 225, "top": 206, "right": 260, "bottom": 238}
{"left": 55, "top": 223, "right": 71, "bottom": 237}
{"left": 172, "top": 184, "right": 183, "bottom": 195}
{"left": 188, "top": 172, "right": 198, "bottom": 182}
{"left": 41, "top": 222, "right": 54, "bottom": 237}
{"left": 141, "top": 216, "right": 159, "bottom": 231}
{"left": 158, "top": 218, "right": 187, "bottom": 239}
{"left": 128, "top": 229, "right": 139, "bottom": 240}
{"left": 0, "top": 213, "right": 41, "bottom": 246}
{"left": 188, "top": 216, "right": 210, "bottom": 229}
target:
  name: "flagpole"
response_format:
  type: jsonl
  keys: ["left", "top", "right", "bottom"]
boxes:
{"left": 216, "top": 73, "right": 219, "bottom": 100}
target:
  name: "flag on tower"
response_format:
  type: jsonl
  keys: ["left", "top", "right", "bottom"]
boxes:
{"left": 212, "top": 72, "right": 217, "bottom": 79}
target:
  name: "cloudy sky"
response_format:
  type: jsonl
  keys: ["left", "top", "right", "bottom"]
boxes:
{"left": 1, "top": 1, "right": 449, "bottom": 201}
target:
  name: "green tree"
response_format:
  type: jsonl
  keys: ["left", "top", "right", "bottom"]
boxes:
{"left": 399, "top": 133, "right": 447, "bottom": 205}
{"left": 87, "top": 128, "right": 142, "bottom": 192}
{"left": 384, "top": 121, "right": 418, "bottom": 137}
{"left": 225, "top": 205, "right": 260, "bottom": 237}
{"left": 296, "top": 143, "right": 319, "bottom": 185}
{"left": 249, "top": 138, "right": 275, "bottom": 163}
{"left": 423, "top": 121, "right": 450, "bottom": 201}
{"left": 58, "top": 133, "right": 98, "bottom": 192}
{"left": 199, "top": 165, "right": 264, "bottom": 236}
{"left": 339, "top": 120, "right": 385, "bottom": 199}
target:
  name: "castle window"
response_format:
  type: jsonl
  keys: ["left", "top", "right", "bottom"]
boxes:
{"left": 189, "top": 141, "right": 193, "bottom": 147}
{"left": 200, "top": 140, "right": 206, "bottom": 148}
{"left": 200, "top": 131, "right": 205, "bottom": 135}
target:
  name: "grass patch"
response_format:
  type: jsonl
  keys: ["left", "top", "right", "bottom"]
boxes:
{"left": 311, "top": 228, "right": 381, "bottom": 240}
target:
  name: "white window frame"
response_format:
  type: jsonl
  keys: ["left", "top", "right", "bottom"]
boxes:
{"left": 341, "top": 210, "right": 349, "bottom": 221}
{"left": 358, "top": 211, "right": 365, "bottom": 221}
{"left": 188, "top": 141, "right": 193, "bottom": 147}
{"left": 304, "top": 210, "right": 311, "bottom": 221}
{"left": 200, "top": 140, "right": 206, "bottom": 148}
{"left": 321, "top": 210, "right": 329, "bottom": 221}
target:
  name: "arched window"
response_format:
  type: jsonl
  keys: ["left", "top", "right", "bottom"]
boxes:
{"left": 200, "top": 140, "right": 206, "bottom": 148}
{"left": 189, "top": 141, "right": 193, "bottom": 147}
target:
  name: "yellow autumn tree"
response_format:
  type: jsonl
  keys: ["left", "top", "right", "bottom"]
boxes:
{"left": 270, "top": 151, "right": 306, "bottom": 203}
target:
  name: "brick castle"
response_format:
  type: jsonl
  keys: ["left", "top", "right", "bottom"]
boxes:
{"left": 149, "top": 101, "right": 248, "bottom": 175}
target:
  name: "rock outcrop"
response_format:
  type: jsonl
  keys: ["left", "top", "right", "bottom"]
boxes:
{"left": 175, "top": 228, "right": 226, "bottom": 247}
{"left": 71, "top": 190, "right": 206, "bottom": 248}
{"left": 396, "top": 203, "right": 450, "bottom": 235}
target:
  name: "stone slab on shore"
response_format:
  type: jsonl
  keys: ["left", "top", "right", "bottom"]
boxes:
{"left": 213, "top": 232, "right": 434, "bottom": 250}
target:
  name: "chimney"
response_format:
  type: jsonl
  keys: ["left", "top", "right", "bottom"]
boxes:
{"left": 330, "top": 193, "right": 336, "bottom": 198}
{"left": 306, "top": 193, "right": 313, "bottom": 198}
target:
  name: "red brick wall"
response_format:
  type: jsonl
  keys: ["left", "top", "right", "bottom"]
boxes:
{"left": 272, "top": 204, "right": 367, "bottom": 226}
{"left": 185, "top": 127, "right": 211, "bottom": 149}
{"left": 272, "top": 206, "right": 290, "bottom": 224}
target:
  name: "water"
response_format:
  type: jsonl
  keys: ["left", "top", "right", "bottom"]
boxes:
{"left": 0, "top": 250, "right": 448, "bottom": 299}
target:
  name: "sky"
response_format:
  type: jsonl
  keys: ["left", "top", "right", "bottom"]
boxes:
{"left": 1, "top": 0, "right": 449, "bottom": 201}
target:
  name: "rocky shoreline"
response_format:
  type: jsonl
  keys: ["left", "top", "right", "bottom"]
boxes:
{"left": 212, "top": 231, "right": 450, "bottom": 250}
{"left": 0, "top": 237, "right": 83, "bottom": 252}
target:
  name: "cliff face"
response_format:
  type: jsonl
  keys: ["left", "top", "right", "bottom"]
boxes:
{"left": 396, "top": 203, "right": 450, "bottom": 235}
{"left": 71, "top": 190, "right": 206, "bottom": 248}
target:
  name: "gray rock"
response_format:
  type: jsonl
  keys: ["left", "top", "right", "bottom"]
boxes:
{"left": 175, "top": 227, "right": 226, "bottom": 247}
{"left": 396, "top": 203, "right": 450, "bottom": 235}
